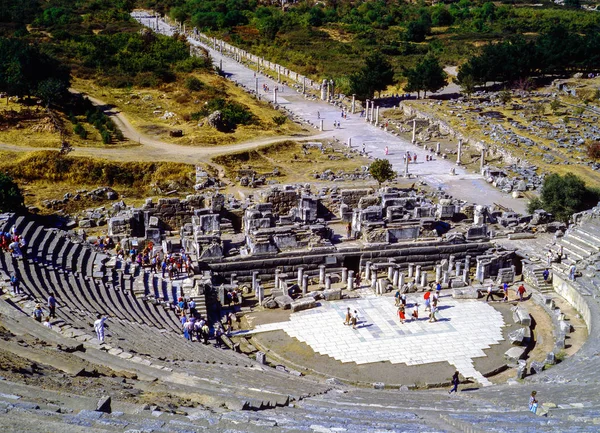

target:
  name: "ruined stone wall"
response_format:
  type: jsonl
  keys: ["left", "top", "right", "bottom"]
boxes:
{"left": 259, "top": 189, "right": 299, "bottom": 216}
{"left": 400, "top": 103, "right": 521, "bottom": 165}
{"left": 209, "top": 240, "right": 492, "bottom": 282}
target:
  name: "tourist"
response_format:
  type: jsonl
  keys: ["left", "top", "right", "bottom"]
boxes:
{"left": 486, "top": 284, "right": 495, "bottom": 302}
{"left": 400, "top": 292, "right": 407, "bottom": 307}
{"left": 202, "top": 322, "right": 210, "bottom": 344}
{"left": 502, "top": 284, "right": 509, "bottom": 302}
{"left": 47, "top": 293, "right": 57, "bottom": 319}
{"left": 435, "top": 281, "right": 442, "bottom": 295}
{"left": 398, "top": 305, "right": 406, "bottom": 324}
{"left": 161, "top": 259, "right": 167, "bottom": 278}
{"left": 317, "top": 111, "right": 320, "bottom": 119}
{"left": 32, "top": 304, "right": 44, "bottom": 322}
{"left": 343, "top": 307, "right": 352, "bottom": 325}
{"left": 429, "top": 305, "right": 438, "bottom": 322}
{"left": 529, "top": 391, "right": 538, "bottom": 413}
{"left": 449, "top": 371, "right": 460, "bottom": 394}
{"left": 43, "top": 316, "right": 52, "bottom": 330}
{"left": 94, "top": 314, "right": 108, "bottom": 342}
{"left": 394, "top": 289, "right": 401, "bottom": 306}
{"left": 215, "top": 325, "right": 224, "bottom": 348}
{"left": 517, "top": 284, "right": 527, "bottom": 302}
{"left": 189, "top": 299, "right": 197, "bottom": 317}
{"left": 180, "top": 312, "right": 187, "bottom": 328}
{"left": 385, "top": 146, "right": 389, "bottom": 155}
{"left": 183, "top": 319, "right": 193, "bottom": 341}
{"left": 424, "top": 291, "right": 431, "bottom": 312}
{"left": 346, "top": 222, "right": 352, "bottom": 239}
{"left": 546, "top": 250, "right": 553, "bottom": 267}
{"left": 411, "top": 303, "right": 419, "bottom": 321}
{"left": 10, "top": 274, "right": 20, "bottom": 295}
{"left": 569, "top": 264, "right": 576, "bottom": 281}
{"left": 543, "top": 268, "right": 550, "bottom": 283}
{"left": 351, "top": 310, "right": 359, "bottom": 329}
{"left": 194, "top": 319, "right": 203, "bottom": 342}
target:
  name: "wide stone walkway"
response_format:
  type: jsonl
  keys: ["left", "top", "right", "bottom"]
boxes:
{"left": 133, "top": 12, "right": 527, "bottom": 214}
{"left": 248, "top": 290, "right": 503, "bottom": 386}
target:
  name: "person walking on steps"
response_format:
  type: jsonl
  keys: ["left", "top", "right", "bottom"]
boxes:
{"left": 449, "top": 371, "right": 460, "bottom": 394}
{"left": 94, "top": 314, "right": 108, "bottom": 342}
{"left": 47, "top": 293, "right": 57, "bottom": 319}
{"left": 486, "top": 284, "right": 495, "bottom": 302}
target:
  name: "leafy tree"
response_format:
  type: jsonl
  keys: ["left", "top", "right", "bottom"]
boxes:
{"left": 403, "top": 55, "right": 447, "bottom": 98}
{"left": 0, "top": 173, "right": 25, "bottom": 212}
{"left": 458, "top": 74, "right": 475, "bottom": 98}
{"left": 348, "top": 52, "right": 395, "bottom": 100}
{"left": 405, "top": 20, "right": 430, "bottom": 43}
{"left": 369, "top": 159, "right": 396, "bottom": 186}
{"left": 530, "top": 173, "right": 599, "bottom": 222}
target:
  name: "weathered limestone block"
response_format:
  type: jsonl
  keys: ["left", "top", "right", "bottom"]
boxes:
{"left": 291, "top": 298, "right": 316, "bottom": 312}
{"left": 323, "top": 288, "right": 342, "bottom": 301}
{"left": 512, "top": 305, "right": 531, "bottom": 326}
{"left": 452, "top": 287, "right": 479, "bottom": 299}
{"left": 508, "top": 327, "right": 531, "bottom": 345}
{"left": 505, "top": 346, "right": 526, "bottom": 363}
{"left": 274, "top": 295, "right": 293, "bottom": 309}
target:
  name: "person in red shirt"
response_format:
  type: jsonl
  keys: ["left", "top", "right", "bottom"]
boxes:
{"left": 517, "top": 284, "right": 527, "bottom": 302}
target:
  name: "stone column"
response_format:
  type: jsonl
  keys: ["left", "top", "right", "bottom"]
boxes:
{"left": 462, "top": 269, "right": 469, "bottom": 284}
{"left": 456, "top": 139, "right": 462, "bottom": 166}
{"left": 388, "top": 259, "right": 395, "bottom": 280}
{"left": 347, "top": 138, "right": 352, "bottom": 148}
{"left": 442, "top": 271, "right": 449, "bottom": 285}
{"left": 365, "top": 261, "right": 372, "bottom": 280}
{"left": 302, "top": 77, "right": 306, "bottom": 94}
{"left": 347, "top": 270, "right": 355, "bottom": 291}
{"left": 435, "top": 265, "right": 443, "bottom": 283}
{"left": 455, "top": 262, "right": 462, "bottom": 276}
{"left": 365, "top": 100, "right": 370, "bottom": 122}
{"left": 277, "top": 65, "right": 281, "bottom": 83}
{"left": 302, "top": 275, "right": 308, "bottom": 295}
{"left": 274, "top": 268, "right": 281, "bottom": 289}
{"left": 480, "top": 148, "right": 486, "bottom": 172}
{"left": 421, "top": 272, "right": 428, "bottom": 288}
{"left": 370, "top": 105, "right": 375, "bottom": 124}
{"left": 408, "top": 263, "right": 415, "bottom": 278}
{"left": 219, "top": 59, "right": 223, "bottom": 71}
{"left": 252, "top": 271, "right": 259, "bottom": 293}
{"left": 436, "top": 142, "right": 441, "bottom": 155}
{"left": 230, "top": 273, "right": 237, "bottom": 285}
{"left": 415, "top": 265, "right": 422, "bottom": 282}
{"left": 465, "top": 255, "right": 471, "bottom": 270}
{"left": 351, "top": 94, "right": 356, "bottom": 114}
{"left": 375, "top": 106, "right": 380, "bottom": 126}
{"left": 448, "top": 255, "right": 456, "bottom": 275}
{"left": 404, "top": 156, "right": 409, "bottom": 178}
{"left": 476, "top": 262, "right": 485, "bottom": 283}
{"left": 342, "top": 267, "right": 348, "bottom": 284}
{"left": 399, "top": 273, "right": 405, "bottom": 289}
{"left": 257, "top": 281, "right": 264, "bottom": 305}
{"left": 297, "top": 267, "right": 304, "bottom": 286}
{"left": 325, "top": 276, "right": 332, "bottom": 291}
{"left": 273, "top": 88, "right": 278, "bottom": 104}
{"left": 321, "top": 79, "right": 327, "bottom": 100}
{"left": 412, "top": 120, "right": 417, "bottom": 143}
{"left": 393, "top": 269, "right": 400, "bottom": 288}
{"left": 371, "top": 274, "right": 377, "bottom": 291}
{"left": 320, "top": 119, "right": 324, "bottom": 131}
{"left": 319, "top": 265, "right": 326, "bottom": 284}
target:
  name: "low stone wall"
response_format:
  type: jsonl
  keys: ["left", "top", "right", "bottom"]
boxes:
{"left": 552, "top": 271, "right": 593, "bottom": 334}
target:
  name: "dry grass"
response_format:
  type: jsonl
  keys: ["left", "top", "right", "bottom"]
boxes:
{"left": 213, "top": 140, "right": 368, "bottom": 183}
{"left": 73, "top": 73, "right": 307, "bottom": 147}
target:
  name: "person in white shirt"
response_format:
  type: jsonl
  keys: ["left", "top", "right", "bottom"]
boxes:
{"left": 94, "top": 314, "right": 108, "bottom": 342}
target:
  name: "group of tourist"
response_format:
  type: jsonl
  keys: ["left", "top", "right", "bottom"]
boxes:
{"left": 485, "top": 282, "right": 528, "bottom": 302}
{"left": 177, "top": 297, "right": 236, "bottom": 347}
{"left": 1, "top": 228, "right": 26, "bottom": 258}
{"left": 113, "top": 240, "right": 193, "bottom": 280}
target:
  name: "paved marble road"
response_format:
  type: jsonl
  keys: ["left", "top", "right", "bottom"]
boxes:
{"left": 249, "top": 291, "right": 504, "bottom": 386}
{"left": 133, "top": 12, "right": 526, "bottom": 214}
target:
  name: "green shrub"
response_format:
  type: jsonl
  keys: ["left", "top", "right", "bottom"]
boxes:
{"left": 185, "top": 76, "right": 204, "bottom": 92}
{"left": 73, "top": 123, "right": 87, "bottom": 139}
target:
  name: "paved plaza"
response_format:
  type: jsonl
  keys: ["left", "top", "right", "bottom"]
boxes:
{"left": 249, "top": 290, "right": 505, "bottom": 386}
{"left": 134, "top": 13, "right": 527, "bottom": 214}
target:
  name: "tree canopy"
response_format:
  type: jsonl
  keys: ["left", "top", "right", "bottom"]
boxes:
{"left": 369, "top": 159, "right": 396, "bottom": 186}
{"left": 0, "top": 37, "right": 70, "bottom": 103}
{"left": 527, "top": 173, "right": 599, "bottom": 222}
{"left": 348, "top": 52, "right": 395, "bottom": 101}
{"left": 0, "top": 173, "right": 25, "bottom": 213}
{"left": 403, "top": 55, "right": 447, "bottom": 98}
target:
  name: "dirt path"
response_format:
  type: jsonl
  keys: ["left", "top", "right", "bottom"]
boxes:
{"left": 0, "top": 90, "right": 332, "bottom": 168}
